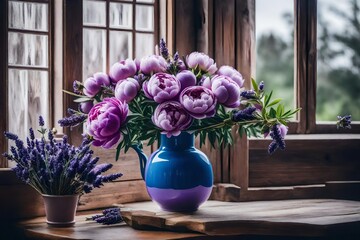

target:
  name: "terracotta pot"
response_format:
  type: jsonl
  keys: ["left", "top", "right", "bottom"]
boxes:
{"left": 42, "top": 194, "right": 79, "bottom": 226}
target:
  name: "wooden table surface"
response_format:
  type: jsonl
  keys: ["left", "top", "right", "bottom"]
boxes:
{"left": 19, "top": 212, "right": 205, "bottom": 240}
{"left": 18, "top": 199, "right": 360, "bottom": 239}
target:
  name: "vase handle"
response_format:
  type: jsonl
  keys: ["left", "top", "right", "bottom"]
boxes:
{"left": 131, "top": 144, "right": 147, "bottom": 180}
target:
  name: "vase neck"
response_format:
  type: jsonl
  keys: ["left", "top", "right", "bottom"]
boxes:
{"left": 160, "top": 132, "right": 194, "bottom": 150}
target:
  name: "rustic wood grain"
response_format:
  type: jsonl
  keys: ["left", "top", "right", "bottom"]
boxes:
{"left": 248, "top": 136, "right": 360, "bottom": 187}
{"left": 213, "top": 0, "right": 236, "bottom": 183}
{"left": 121, "top": 199, "right": 360, "bottom": 237}
{"left": 249, "top": 149, "right": 360, "bottom": 187}
{"left": 229, "top": 0, "right": 255, "bottom": 189}
{"left": 306, "top": 0, "right": 317, "bottom": 133}
{"left": 295, "top": 0, "right": 308, "bottom": 134}
{"left": 209, "top": 181, "right": 360, "bottom": 202}
{"left": 63, "top": 0, "right": 83, "bottom": 146}
{"left": 19, "top": 212, "right": 205, "bottom": 240}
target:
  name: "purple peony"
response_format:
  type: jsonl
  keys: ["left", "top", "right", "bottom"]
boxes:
{"left": 186, "top": 52, "right": 217, "bottom": 74}
{"left": 79, "top": 101, "right": 94, "bottom": 114}
{"left": 217, "top": 66, "right": 245, "bottom": 88}
{"left": 83, "top": 72, "right": 111, "bottom": 97}
{"left": 109, "top": 59, "right": 137, "bottom": 83}
{"left": 134, "top": 58, "right": 141, "bottom": 72}
{"left": 114, "top": 78, "right": 140, "bottom": 103}
{"left": 208, "top": 75, "right": 241, "bottom": 108}
{"left": 143, "top": 73, "right": 181, "bottom": 103}
{"left": 140, "top": 55, "right": 167, "bottom": 75}
{"left": 278, "top": 124, "right": 288, "bottom": 138}
{"left": 179, "top": 86, "right": 217, "bottom": 119}
{"left": 176, "top": 70, "right": 197, "bottom": 92}
{"left": 86, "top": 98, "right": 128, "bottom": 149}
{"left": 152, "top": 101, "right": 192, "bottom": 137}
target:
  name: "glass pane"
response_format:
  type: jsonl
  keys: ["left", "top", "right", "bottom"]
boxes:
{"left": 109, "top": 31, "right": 133, "bottom": 64}
{"left": 83, "top": 0, "right": 106, "bottom": 27}
{"left": 110, "top": 2, "right": 133, "bottom": 29}
{"left": 8, "top": 32, "right": 48, "bottom": 67}
{"left": 317, "top": 0, "right": 360, "bottom": 121}
{"left": 9, "top": 1, "right": 48, "bottom": 31}
{"left": 8, "top": 69, "right": 49, "bottom": 143}
{"left": 136, "top": 5, "right": 154, "bottom": 31}
{"left": 136, "top": 33, "right": 153, "bottom": 59}
{"left": 83, "top": 28, "right": 106, "bottom": 80}
{"left": 255, "top": 0, "right": 294, "bottom": 114}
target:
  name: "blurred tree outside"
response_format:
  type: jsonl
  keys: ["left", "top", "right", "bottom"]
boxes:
{"left": 256, "top": 9, "right": 294, "bottom": 117}
{"left": 256, "top": 0, "right": 360, "bottom": 122}
{"left": 317, "top": 0, "right": 360, "bottom": 121}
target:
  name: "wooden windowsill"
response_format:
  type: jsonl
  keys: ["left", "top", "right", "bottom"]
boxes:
{"left": 17, "top": 199, "right": 360, "bottom": 240}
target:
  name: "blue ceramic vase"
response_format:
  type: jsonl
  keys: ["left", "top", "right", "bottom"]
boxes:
{"left": 133, "top": 132, "right": 213, "bottom": 212}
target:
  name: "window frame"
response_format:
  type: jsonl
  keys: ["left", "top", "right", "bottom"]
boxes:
{"left": 0, "top": 0, "right": 54, "bottom": 168}
{"left": 295, "top": 0, "right": 359, "bottom": 134}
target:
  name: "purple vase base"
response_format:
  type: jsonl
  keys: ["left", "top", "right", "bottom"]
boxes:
{"left": 146, "top": 185, "right": 212, "bottom": 212}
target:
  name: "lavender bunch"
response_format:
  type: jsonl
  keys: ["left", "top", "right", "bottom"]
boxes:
{"left": 86, "top": 207, "right": 123, "bottom": 225}
{"left": 3, "top": 116, "right": 122, "bottom": 195}
{"left": 336, "top": 115, "right": 351, "bottom": 129}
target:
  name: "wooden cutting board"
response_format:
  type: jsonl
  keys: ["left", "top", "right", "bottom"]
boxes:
{"left": 120, "top": 199, "right": 360, "bottom": 237}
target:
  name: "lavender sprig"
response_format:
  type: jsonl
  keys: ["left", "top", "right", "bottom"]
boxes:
{"left": 240, "top": 90, "right": 257, "bottom": 99}
{"left": 58, "top": 111, "right": 87, "bottom": 127}
{"left": 336, "top": 115, "right": 351, "bottom": 129}
{"left": 232, "top": 107, "right": 257, "bottom": 122}
{"left": 267, "top": 124, "right": 286, "bottom": 154}
{"left": 159, "top": 38, "right": 170, "bottom": 61}
{"left": 86, "top": 207, "right": 123, "bottom": 225}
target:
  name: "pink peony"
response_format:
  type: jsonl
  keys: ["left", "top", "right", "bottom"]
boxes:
{"left": 179, "top": 86, "right": 217, "bottom": 119}
{"left": 186, "top": 52, "right": 217, "bottom": 74}
{"left": 86, "top": 98, "right": 128, "bottom": 149}
{"left": 143, "top": 73, "right": 181, "bottom": 103}
{"left": 83, "top": 72, "right": 110, "bottom": 97}
{"left": 152, "top": 101, "right": 192, "bottom": 137}
{"left": 109, "top": 59, "right": 137, "bottom": 83}
{"left": 114, "top": 78, "right": 140, "bottom": 103}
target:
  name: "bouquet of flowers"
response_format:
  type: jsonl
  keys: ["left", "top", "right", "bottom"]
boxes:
{"left": 60, "top": 39, "right": 300, "bottom": 157}
{"left": 3, "top": 116, "right": 122, "bottom": 195}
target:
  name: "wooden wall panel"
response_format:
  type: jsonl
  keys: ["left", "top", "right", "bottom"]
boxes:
{"left": 229, "top": 0, "right": 255, "bottom": 189}
{"left": 63, "top": 0, "right": 83, "bottom": 146}
{"left": 213, "top": 0, "right": 236, "bottom": 183}
{"left": 249, "top": 139, "right": 360, "bottom": 187}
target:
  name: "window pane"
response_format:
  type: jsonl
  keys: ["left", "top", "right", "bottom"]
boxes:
{"left": 255, "top": 0, "right": 294, "bottom": 114}
{"left": 83, "top": 29, "right": 106, "bottom": 80}
{"left": 136, "top": 33, "right": 153, "bottom": 59}
{"left": 137, "top": 0, "right": 154, "bottom": 3}
{"left": 136, "top": 5, "right": 154, "bottom": 31}
{"left": 9, "top": 1, "right": 48, "bottom": 31}
{"left": 317, "top": 0, "right": 360, "bottom": 121}
{"left": 110, "top": 2, "right": 133, "bottom": 29}
{"left": 8, "top": 69, "right": 49, "bottom": 142}
{"left": 8, "top": 32, "right": 48, "bottom": 67}
{"left": 83, "top": 0, "right": 106, "bottom": 27}
{"left": 109, "top": 31, "right": 133, "bottom": 64}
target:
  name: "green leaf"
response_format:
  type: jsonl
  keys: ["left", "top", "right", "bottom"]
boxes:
{"left": 251, "top": 78, "right": 259, "bottom": 93}
{"left": 73, "top": 97, "right": 92, "bottom": 103}
{"left": 264, "top": 90, "right": 273, "bottom": 107}
{"left": 276, "top": 104, "right": 284, "bottom": 117}
{"left": 267, "top": 98, "right": 282, "bottom": 108}
{"left": 62, "top": 89, "right": 84, "bottom": 98}
{"left": 115, "top": 143, "right": 122, "bottom": 161}
{"left": 269, "top": 108, "right": 277, "bottom": 118}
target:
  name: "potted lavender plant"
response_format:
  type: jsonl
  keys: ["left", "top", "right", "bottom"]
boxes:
{"left": 3, "top": 116, "right": 122, "bottom": 226}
